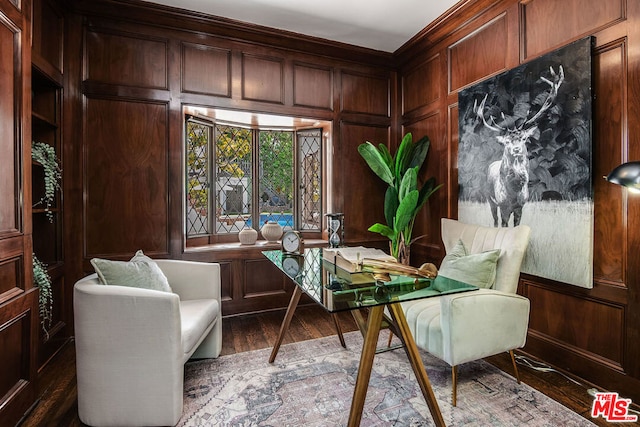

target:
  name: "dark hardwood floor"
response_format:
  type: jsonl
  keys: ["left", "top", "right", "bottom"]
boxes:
{"left": 19, "top": 304, "right": 639, "bottom": 427}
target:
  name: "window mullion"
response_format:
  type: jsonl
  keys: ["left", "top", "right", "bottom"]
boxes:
{"left": 252, "top": 128, "right": 260, "bottom": 230}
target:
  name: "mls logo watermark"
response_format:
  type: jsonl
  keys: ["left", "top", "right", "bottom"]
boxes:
{"left": 591, "top": 392, "right": 638, "bottom": 422}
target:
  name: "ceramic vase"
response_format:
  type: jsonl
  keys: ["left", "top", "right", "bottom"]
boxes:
{"left": 261, "top": 221, "right": 283, "bottom": 243}
{"left": 238, "top": 227, "right": 258, "bottom": 245}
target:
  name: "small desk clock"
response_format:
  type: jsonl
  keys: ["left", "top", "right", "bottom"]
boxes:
{"left": 281, "top": 230, "right": 304, "bottom": 255}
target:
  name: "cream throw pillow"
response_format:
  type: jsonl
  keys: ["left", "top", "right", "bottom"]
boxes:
{"left": 432, "top": 239, "right": 501, "bottom": 291}
{"left": 90, "top": 250, "right": 172, "bottom": 293}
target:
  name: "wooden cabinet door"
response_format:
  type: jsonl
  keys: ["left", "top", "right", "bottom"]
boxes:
{"left": 0, "top": 0, "right": 38, "bottom": 425}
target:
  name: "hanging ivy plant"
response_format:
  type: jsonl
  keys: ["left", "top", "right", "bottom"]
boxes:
{"left": 33, "top": 254, "right": 53, "bottom": 338}
{"left": 31, "top": 141, "right": 62, "bottom": 222}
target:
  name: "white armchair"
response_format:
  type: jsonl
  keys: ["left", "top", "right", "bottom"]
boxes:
{"left": 402, "top": 218, "right": 531, "bottom": 406}
{"left": 74, "top": 259, "right": 222, "bottom": 426}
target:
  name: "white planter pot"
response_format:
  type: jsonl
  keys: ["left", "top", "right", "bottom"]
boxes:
{"left": 261, "top": 221, "right": 283, "bottom": 243}
{"left": 238, "top": 227, "right": 258, "bottom": 245}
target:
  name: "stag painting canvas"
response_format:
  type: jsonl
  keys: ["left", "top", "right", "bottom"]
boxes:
{"left": 457, "top": 37, "right": 593, "bottom": 288}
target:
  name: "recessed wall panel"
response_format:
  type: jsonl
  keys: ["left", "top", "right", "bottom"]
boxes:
{"left": 84, "top": 98, "right": 169, "bottom": 257}
{"left": 0, "top": 20, "right": 17, "bottom": 233}
{"left": 403, "top": 55, "right": 440, "bottom": 114}
{"left": 181, "top": 43, "right": 231, "bottom": 97}
{"left": 85, "top": 29, "right": 168, "bottom": 89}
{"left": 341, "top": 72, "right": 389, "bottom": 116}
{"left": 242, "top": 54, "right": 284, "bottom": 104}
{"left": 523, "top": 0, "right": 624, "bottom": 59}
{"left": 244, "top": 259, "right": 286, "bottom": 296}
{"left": 340, "top": 122, "right": 389, "bottom": 242}
{"left": 449, "top": 15, "right": 508, "bottom": 92}
{"left": 293, "top": 63, "right": 332, "bottom": 109}
{"left": 0, "top": 257, "right": 20, "bottom": 297}
{"left": 0, "top": 310, "right": 29, "bottom": 403}
{"left": 528, "top": 284, "right": 624, "bottom": 364}
{"left": 593, "top": 41, "right": 625, "bottom": 284}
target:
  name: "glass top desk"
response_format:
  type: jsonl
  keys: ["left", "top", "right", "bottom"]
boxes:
{"left": 263, "top": 247, "right": 477, "bottom": 427}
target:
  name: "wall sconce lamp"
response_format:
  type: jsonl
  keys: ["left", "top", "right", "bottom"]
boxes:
{"left": 605, "top": 161, "right": 640, "bottom": 193}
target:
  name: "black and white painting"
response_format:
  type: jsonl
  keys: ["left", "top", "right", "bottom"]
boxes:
{"left": 457, "top": 37, "right": 593, "bottom": 288}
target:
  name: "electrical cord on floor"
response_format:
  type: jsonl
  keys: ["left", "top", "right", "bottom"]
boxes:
{"left": 513, "top": 354, "right": 640, "bottom": 416}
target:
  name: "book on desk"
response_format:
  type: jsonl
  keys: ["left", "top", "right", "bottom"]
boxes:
{"left": 322, "top": 246, "right": 396, "bottom": 273}
{"left": 322, "top": 259, "right": 377, "bottom": 284}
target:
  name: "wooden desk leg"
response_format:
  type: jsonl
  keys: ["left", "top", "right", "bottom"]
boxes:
{"left": 347, "top": 305, "right": 384, "bottom": 427}
{"left": 388, "top": 303, "right": 446, "bottom": 427}
{"left": 331, "top": 313, "right": 347, "bottom": 348}
{"left": 269, "top": 286, "right": 303, "bottom": 363}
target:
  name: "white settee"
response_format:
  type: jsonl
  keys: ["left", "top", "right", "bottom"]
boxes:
{"left": 74, "top": 259, "right": 222, "bottom": 427}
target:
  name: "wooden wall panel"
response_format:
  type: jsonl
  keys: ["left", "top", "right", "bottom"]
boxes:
{"left": 0, "top": 0, "right": 35, "bottom": 422}
{"left": 398, "top": 0, "right": 640, "bottom": 403}
{"left": 219, "top": 261, "right": 232, "bottom": 302}
{"left": 32, "top": 0, "right": 63, "bottom": 73}
{"left": 67, "top": 5, "right": 396, "bottom": 322}
{"left": 0, "top": 313, "right": 23, "bottom": 399}
{"left": 341, "top": 72, "right": 389, "bottom": 116}
{"left": 241, "top": 53, "right": 284, "bottom": 103}
{"left": 0, "top": 19, "right": 17, "bottom": 234}
{"left": 244, "top": 258, "right": 286, "bottom": 297}
{"left": 593, "top": 40, "right": 626, "bottom": 284}
{"left": 181, "top": 43, "right": 231, "bottom": 97}
{"left": 293, "top": 63, "right": 332, "bottom": 109}
{"left": 85, "top": 29, "right": 168, "bottom": 89}
{"left": 448, "top": 14, "right": 508, "bottom": 92}
{"left": 403, "top": 113, "right": 445, "bottom": 251}
{"left": 528, "top": 284, "right": 624, "bottom": 365}
{"left": 0, "top": 257, "right": 20, "bottom": 297}
{"left": 0, "top": 290, "right": 37, "bottom": 426}
{"left": 84, "top": 98, "right": 169, "bottom": 257}
{"left": 339, "top": 122, "right": 389, "bottom": 243}
{"left": 522, "top": 0, "right": 625, "bottom": 59}
{"left": 402, "top": 54, "right": 440, "bottom": 114}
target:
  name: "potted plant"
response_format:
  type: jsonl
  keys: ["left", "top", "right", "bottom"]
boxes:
{"left": 33, "top": 254, "right": 53, "bottom": 338}
{"left": 357, "top": 133, "right": 441, "bottom": 264}
{"left": 31, "top": 141, "right": 62, "bottom": 222}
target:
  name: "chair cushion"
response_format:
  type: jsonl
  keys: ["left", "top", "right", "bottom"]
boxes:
{"left": 401, "top": 298, "right": 444, "bottom": 359}
{"left": 90, "top": 250, "right": 172, "bottom": 292}
{"left": 180, "top": 299, "right": 220, "bottom": 357}
{"left": 433, "top": 239, "right": 500, "bottom": 290}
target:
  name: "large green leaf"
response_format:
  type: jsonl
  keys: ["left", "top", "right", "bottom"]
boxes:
{"left": 384, "top": 186, "right": 399, "bottom": 227}
{"left": 378, "top": 144, "right": 393, "bottom": 169}
{"left": 394, "top": 190, "right": 418, "bottom": 233}
{"left": 408, "top": 135, "right": 430, "bottom": 170}
{"left": 415, "top": 177, "right": 442, "bottom": 213}
{"left": 394, "top": 133, "right": 413, "bottom": 183}
{"left": 399, "top": 167, "right": 417, "bottom": 201}
{"left": 368, "top": 223, "right": 395, "bottom": 239}
{"left": 357, "top": 142, "right": 394, "bottom": 185}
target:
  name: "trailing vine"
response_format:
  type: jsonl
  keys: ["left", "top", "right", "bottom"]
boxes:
{"left": 31, "top": 141, "right": 62, "bottom": 222}
{"left": 33, "top": 254, "right": 53, "bottom": 338}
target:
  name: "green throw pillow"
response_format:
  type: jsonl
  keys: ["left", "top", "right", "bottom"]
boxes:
{"left": 90, "top": 250, "right": 172, "bottom": 293}
{"left": 432, "top": 239, "right": 501, "bottom": 291}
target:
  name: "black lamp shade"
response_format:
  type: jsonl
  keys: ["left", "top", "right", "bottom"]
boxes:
{"left": 606, "top": 161, "right": 640, "bottom": 189}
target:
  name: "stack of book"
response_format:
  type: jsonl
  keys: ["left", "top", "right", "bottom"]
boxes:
{"left": 322, "top": 246, "right": 397, "bottom": 284}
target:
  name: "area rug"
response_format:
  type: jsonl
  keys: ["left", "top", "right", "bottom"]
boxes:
{"left": 179, "top": 331, "right": 595, "bottom": 426}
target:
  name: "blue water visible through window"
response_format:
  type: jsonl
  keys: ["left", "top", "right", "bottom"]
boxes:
{"left": 245, "top": 214, "right": 294, "bottom": 229}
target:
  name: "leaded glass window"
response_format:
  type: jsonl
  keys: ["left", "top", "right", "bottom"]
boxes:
{"left": 186, "top": 114, "right": 323, "bottom": 239}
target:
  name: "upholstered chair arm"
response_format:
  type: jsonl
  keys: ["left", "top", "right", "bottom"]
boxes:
{"left": 73, "top": 280, "right": 184, "bottom": 425}
{"left": 154, "top": 260, "right": 221, "bottom": 302}
{"left": 439, "top": 289, "right": 530, "bottom": 366}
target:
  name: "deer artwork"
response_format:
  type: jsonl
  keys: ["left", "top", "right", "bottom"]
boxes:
{"left": 474, "top": 65, "right": 565, "bottom": 227}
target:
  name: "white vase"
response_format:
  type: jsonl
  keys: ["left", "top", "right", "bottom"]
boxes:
{"left": 261, "top": 221, "right": 283, "bottom": 243}
{"left": 238, "top": 227, "right": 258, "bottom": 245}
